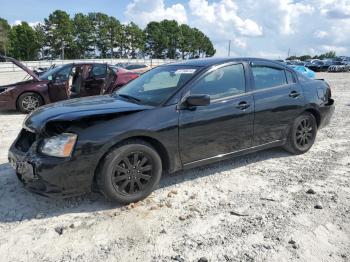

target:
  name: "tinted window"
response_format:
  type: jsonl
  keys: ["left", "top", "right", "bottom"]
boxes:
{"left": 91, "top": 64, "right": 107, "bottom": 77}
{"left": 252, "top": 66, "right": 287, "bottom": 90}
{"left": 191, "top": 64, "right": 246, "bottom": 100}
{"left": 39, "top": 65, "right": 68, "bottom": 80}
{"left": 55, "top": 65, "right": 73, "bottom": 81}
{"left": 285, "top": 70, "right": 295, "bottom": 84}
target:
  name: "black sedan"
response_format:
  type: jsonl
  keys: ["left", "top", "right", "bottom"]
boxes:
{"left": 8, "top": 58, "right": 335, "bottom": 204}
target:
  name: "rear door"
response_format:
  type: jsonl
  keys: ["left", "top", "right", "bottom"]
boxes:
{"left": 251, "top": 61, "right": 304, "bottom": 146}
{"left": 83, "top": 64, "right": 107, "bottom": 96}
{"left": 48, "top": 65, "right": 72, "bottom": 102}
{"left": 179, "top": 63, "right": 254, "bottom": 164}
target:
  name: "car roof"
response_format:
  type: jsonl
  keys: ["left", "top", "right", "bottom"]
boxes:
{"left": 164, "top": 57, "right": 285, "bottom": 68}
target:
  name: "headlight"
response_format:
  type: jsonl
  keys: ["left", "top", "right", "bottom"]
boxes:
{"left": 0, "top": 87, "right": 15, "bottom": 94}
{"left": 40, "top": 133, "right": 77, "bottom": 158}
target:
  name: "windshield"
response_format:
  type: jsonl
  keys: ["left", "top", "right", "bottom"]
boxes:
{"left": 115, "top": 65, "right": 201, "bottom": 106}
{"left": 39, "top": 65, "right": 66, "bottom": 80}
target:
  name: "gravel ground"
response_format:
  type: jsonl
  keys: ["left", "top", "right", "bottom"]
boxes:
{"left": 0, "top": 73, "right": 349, "bottom": 262}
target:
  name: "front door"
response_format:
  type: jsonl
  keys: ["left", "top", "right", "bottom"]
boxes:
{"left": 179, "top": 63, "right": 254, "bottom": 164}
{"left": 48, "top": 65, "right": 72, "bottom": 102}
{"left": 251, "top": 62, "right": 304, "bottom": 145}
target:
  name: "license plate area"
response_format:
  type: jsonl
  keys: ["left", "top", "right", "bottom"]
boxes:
{"left": 15, "top": 161, "right": 35, "bottom": 181}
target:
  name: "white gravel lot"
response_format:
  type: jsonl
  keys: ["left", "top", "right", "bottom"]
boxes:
{"left": 0, "top": 73, "right": 349, "bottom": 262}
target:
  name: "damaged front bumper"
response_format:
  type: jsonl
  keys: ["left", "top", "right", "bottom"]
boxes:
{"left": 8, "top": 129, "right": 94, "bottom": 198}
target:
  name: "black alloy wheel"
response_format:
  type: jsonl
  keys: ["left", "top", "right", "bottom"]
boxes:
{"left": 283, "top": 113, "right": 317, "bottom": 154}
{"left": 97, "top": 140, "right": 162, "bottom": 204}
{"left": 112, "top": 151, "right": 153, "bottom": 196}
{"left": 295, "top": 118, "right": 314, "bottom": 150}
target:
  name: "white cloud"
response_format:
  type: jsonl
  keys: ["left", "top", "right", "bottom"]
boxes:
{"left": 12, "top": 20, "right": 41, "bottom": 27}
{"left": 314, "top": 30, "right": 328, "bottom": 38}
{"left": 123, "top": 0, "right": 350, "bottom": 57}
{"left": 189, "top": 0, "right": 263, "bottom": 37}
{"left": 125, "top": 0, "right": 187, "bottom": 26}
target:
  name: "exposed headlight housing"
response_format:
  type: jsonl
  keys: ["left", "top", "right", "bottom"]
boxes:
{"left": 40, "top": 133, "right": 77, "bottom": 158}
{"left": 0, "top": 87, "right": 15, "bottom": 94}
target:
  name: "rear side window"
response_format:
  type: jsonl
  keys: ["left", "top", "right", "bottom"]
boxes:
{"left": 191, "top": 64, "right": 246, "bottom": 100}
{"left": 285, "top": 70, "right": 295, "bottom": 84}
{"left": 91, "top": 64, "right": 107, "bottom": 77}
{"left": 252, "top": 66, "right": 287, "bottom": 90}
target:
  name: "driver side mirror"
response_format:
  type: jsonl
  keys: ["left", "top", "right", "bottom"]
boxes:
{"left": 47, "top": 75, "right": 53, "bottom": 81}
{"left": 180, "top": 94, "right": 210, "bottom": 109}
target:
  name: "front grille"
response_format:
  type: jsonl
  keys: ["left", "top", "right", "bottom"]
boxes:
{"left": 15, "top": 129, "right": 36, "bottom": 152}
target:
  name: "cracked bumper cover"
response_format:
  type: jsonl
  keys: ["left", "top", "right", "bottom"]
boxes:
{"left": 8, "top": 144, "right": 95, "bottom": 198}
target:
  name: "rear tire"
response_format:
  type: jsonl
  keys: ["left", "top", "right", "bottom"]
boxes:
{"left": 17, "top": 92, "right": 44, "bottom": 114}
{"left": 97, "top": 140, "right": 162, "bottom": 204}
{"left": 283, "top": 113, "right": 317, "bottom": 154}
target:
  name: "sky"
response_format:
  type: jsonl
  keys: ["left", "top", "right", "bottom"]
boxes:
{"left": 1, "top": 0, "right": 350, "bottom": 58}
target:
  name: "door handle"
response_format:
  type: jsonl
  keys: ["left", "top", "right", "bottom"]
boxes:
{"left": 236, "top": 101, "right": 250, "bottom": 110}
{"left": 289, "top": 91, "right": 300, "bottom": 98}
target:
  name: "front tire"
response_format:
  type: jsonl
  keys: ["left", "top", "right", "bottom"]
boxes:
{"left": 17, "top": 92, "right": 44, "bottom": 113}
{"left": 283, "top": 113, "right": 317, "bottom": 154}
{"left": 97, "top": 140, "right": 162, "bottom": 204}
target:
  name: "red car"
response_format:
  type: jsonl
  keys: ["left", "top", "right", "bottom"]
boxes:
{"left": 0, "top": 56, "right": 139, "bottom": 113}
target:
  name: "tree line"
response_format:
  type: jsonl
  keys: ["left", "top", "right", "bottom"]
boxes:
{"left": 287, "top": 51, "right": 337, "bottom": 61}
{"left": 0, "top": 10, "right": 216, "bottom": 61}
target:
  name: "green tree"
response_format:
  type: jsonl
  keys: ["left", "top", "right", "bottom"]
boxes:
{"left": 89, "top": 13, "right": 110, "bottom": 58}
{"left": 44, "top": 10, "right": 73, "bottom": 59}
{"left": 144, "top": 21, "right": 167, "bottom": 58}
{"left": 106, "top": 16, "right": 123, "bottom": 58}
{"left": 160, "top": 20, "right": 180, "bottom": 59}
{"left": 179, "top": 24, "right": 193, "bottom": 59}
{"left": 0, "top": 18, "right": 11, "bottom": 56}
{"left": 8, "top": 22, "right": 40, "bottom": 60}
{"left": 319, "top": 51, "right": 336, "bottom": 59}
{"left": 73, "top": 13, "right": 94, "bottom": 58}
{"left": 33, "top": 24, "right": 47, "bottom": 58}
{"left": 124, "top": 22, "right": 145, "bottom": 58}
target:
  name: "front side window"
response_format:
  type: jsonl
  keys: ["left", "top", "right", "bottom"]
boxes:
{"left": 116, "top": 65, "right": 200, "bottom": 106}
{"left": 190, "top": 64, "right": 246, "bottom": 100}
{"left": 54, "top": 65, "right": 73, "bottom": 81}
{"left": 252, "top": 66, "right": 287, "bottom": 90}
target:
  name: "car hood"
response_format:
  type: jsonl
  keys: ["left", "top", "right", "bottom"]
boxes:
{"left": 24, "top": 95, "right": 153, "bottom": 132}
{"left": 0, "top": 55, "right": 40, "bottom": 81}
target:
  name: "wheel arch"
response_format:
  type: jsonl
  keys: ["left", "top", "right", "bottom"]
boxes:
{"left": 303, "top": 108, "right": 321, "bottom": 127}
{"left": 92, "top": 135, "right": 171, "bottom": 190}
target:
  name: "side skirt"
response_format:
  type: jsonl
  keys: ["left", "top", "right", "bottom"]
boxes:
{"left": 182, "top": 140, "right": 285, "bottom": 170}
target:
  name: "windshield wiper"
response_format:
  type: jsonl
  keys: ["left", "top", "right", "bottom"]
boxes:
{"left": 118, "top": 94, "right": 141, "bottom": 103}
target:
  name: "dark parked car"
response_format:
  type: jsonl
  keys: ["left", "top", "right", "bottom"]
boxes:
{"left": 8, "top": 58, "right": 334, "bottom": 204}
{"left": 305, "top": 61, "right": 331, "bottom": 72}
{"left": 328, "top": 61, "right": 350, "bottom": 72}
{"left": 0, "top": 56, "right": 139, "bottom": 113}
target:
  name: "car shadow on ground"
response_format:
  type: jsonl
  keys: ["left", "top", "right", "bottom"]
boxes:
{"left": 0, "top": 147, "right": 290, "bottom": 223}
